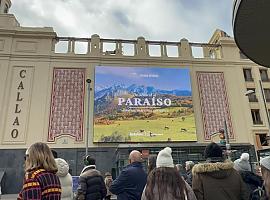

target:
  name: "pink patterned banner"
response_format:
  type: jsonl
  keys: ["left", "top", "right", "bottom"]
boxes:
{"left": 48, "top": 68, "right": 85, "bottom": 142}
{"left": 197, "top": 72, "right": 234, "bottom": 140}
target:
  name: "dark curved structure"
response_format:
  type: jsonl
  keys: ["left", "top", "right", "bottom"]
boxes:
{"left": 233, "top": 0, "right": 270, "bottom": 67}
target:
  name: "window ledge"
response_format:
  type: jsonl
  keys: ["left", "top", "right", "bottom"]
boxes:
{"left": 253, "top": 124, "right": 265, "bottom": 127}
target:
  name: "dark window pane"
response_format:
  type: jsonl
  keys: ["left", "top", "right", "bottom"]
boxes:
{"left": 258, "top": 134, "right": 269, "bottom": 146}
{"left": 251, "top": 109, "right": 263, "bottom": 124}
{"left": 264, "top": 89, "right": 270, "bottom": 102}
{"left": 243, "top": 69, "right": 253, "bottom": 81}
{"left": 260, "top": 69, "right": 270, "bottom": 82}
{"left": 247, "top": 88, "right": 258, "bottom": 102}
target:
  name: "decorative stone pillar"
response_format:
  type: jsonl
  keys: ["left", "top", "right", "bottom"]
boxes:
{"left": 90, "top": 34, "right": 101, "bottom": 56}
{"left": 135, "top": 36, "right": 147, "bottom": 58}
{"left": 180, "top": 38, "right": 192, "bottom": 58}
{"left": 0, "top": 0, "right": 11, "bottom": 14}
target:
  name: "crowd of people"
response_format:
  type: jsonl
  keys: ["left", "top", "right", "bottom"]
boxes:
{"left": 17, "top": 142, "right": 270, "bottom": 200}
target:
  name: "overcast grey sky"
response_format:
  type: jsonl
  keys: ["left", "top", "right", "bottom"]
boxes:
{"left": 10, "top": 0, "right": 233, "bottom": 43}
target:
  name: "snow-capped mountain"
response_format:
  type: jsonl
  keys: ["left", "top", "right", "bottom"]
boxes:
{"left": 94, "top": 84, "right": 191, "bottom": 101}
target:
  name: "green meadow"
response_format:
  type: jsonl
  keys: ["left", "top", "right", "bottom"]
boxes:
{"left": 94, "top": 114, "right": 197, "bottom": 142}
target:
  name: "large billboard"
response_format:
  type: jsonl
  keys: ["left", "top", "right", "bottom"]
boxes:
{"left": 94, "top": 66, "right": 196, "bottom": 142}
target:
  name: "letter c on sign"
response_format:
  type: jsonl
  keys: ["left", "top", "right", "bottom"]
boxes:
{"left": 19, "top": 70, "right": 26, "bottom": 78}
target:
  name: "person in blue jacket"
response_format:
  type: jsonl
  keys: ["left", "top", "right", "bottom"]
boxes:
{"left": 110, "top": 150, "right": 147, "bottom": 200}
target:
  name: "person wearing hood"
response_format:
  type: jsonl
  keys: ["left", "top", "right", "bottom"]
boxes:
{"left": 192, "top": 142, "right": 249, "bottom": 200}
{"left": 52, "top": 150, "right": 73, "bottom": 200}
{"left": 76, "top": 155, "right": 106, "bottom": 200}
{"left": 55, "top": 158, "right": 73, "bottom": 200}
{"left": 234, "top": 153, "right": 263, "bottom": 198}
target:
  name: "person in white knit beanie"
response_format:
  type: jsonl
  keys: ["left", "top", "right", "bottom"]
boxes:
{"left": 234, "top": 153, "right": 251, "bottom": 172}
{"left": 234, "top": 152, "right": 263, "bottom": 198}
{"left": 156, "top": 147, "right": 174, "bottom": 168}
{"left": 141, "top": 147, "right": 197, "bottom": 200}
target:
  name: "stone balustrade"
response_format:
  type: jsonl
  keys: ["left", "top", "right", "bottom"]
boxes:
{"left": 54, "top": 34, "right": 221, "bottom": 59}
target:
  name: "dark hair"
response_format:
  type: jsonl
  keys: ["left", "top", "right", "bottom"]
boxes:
{"left": 204, "top": 142, "right": 223, "bottom": 159}
{"left": 176, "top": 164, "right": 184, "bottom": 172}
{"left": 51, "top": 150, "right": 58, "bottom": 158}
{"left": 85, "top": 155, "right": 95, "bottom": 165}
{"left": 145, "top": 167, "right": 188, "bottom": 200}
{"left": 147, "top": 155, "right": 157, "bottom": 174}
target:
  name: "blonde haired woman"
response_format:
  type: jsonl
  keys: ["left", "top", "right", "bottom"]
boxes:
{"left": 18, "top": 142, "right": 61, "bottom": 200}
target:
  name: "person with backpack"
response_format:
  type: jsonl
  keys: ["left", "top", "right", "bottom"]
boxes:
{"left": 234, "top": 153, "right": 263, "bottom": 199}
{"left": 250, "top": 156, "right": 270, "bottom": 200}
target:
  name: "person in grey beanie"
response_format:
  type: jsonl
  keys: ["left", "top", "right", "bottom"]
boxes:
{"left": 234, "top": 153, "right": 263, "bottom": 199}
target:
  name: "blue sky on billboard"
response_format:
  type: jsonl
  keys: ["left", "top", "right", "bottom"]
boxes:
{"left": 10, "top": 0, "right": 233, "bottom": 43}
{"left": 95, "top": 66, "right": 191, "bottom": 91}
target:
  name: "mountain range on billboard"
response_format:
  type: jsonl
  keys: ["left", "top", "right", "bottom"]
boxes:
{"left": 95, "top": 84, "right": 191, "bottom": 101}
{"left": 94, "top": 66, "right": 196, "bottom": 142}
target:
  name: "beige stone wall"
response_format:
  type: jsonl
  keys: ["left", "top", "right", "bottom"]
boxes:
{"left": 0, "top": 14, "right": 269, "bottom": 150}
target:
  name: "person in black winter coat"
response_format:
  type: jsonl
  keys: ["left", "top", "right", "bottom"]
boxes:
{"left": 110, "top": 150, "right": 147, "bottom": 200}
{"left": 76, "top": 156, "right": 107, "bottom": 200}
{"left": 234, "top": 153, "right": 263, "bottom": 199}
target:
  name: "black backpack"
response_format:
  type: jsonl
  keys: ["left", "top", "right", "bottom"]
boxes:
{"left": 250, "top": 186, "right": 266, "bottom": 200}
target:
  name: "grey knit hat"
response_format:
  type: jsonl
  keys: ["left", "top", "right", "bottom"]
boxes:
{"left": 260, "top": 156, "right": 270, "bottom": 170}
{"left": 234, "top": 153, "right": 251, "bottom": 172}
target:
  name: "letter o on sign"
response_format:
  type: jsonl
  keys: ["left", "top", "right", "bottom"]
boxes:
{"left": 11, "top": 129, "right": 18, "bottom": 138}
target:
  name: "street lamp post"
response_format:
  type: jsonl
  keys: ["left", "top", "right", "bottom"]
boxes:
{"left": 86, "top": 79, "right": 91, "bottom": 157}
{"left": 223, "top": 119, "right": 231, "bottom": 159}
